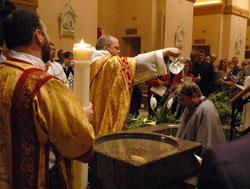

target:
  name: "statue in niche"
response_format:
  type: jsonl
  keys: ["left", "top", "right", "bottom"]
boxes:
{"left": 59, "top": 3, "right": 77, "bottom": 38}
{"left": 235, "top": 34, "right": 242, "bottom": 55}
{"left": 175, "top": 25, "right": 184, "bottom": 49}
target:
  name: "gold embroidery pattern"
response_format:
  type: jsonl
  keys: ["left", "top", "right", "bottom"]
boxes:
{"left": 12, "top": 69, "right": 50, "bottom": 188}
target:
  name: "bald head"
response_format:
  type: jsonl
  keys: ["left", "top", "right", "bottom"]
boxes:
{"left": 96, "top": 35, "right": 120, "bottom": 55}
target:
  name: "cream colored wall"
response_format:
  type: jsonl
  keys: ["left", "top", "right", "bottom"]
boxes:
{"left": 193, "top": 14, "right": 222, "bottom": 63}
{"left": 164, "top": 0, "right": 194, "bottom": 59}
{"left": 151, "top": 0, "right": 166, "bottom": 50}
{"left": 37, "top": 0, "right": 97, "bottom": 57}
{"left": 222, "top": 14, "right": 247, "bottom": 62}
{"left": 98, "top": 0, "right": 118, "bottom": 36}
{"left": 98, "top": 0, "right": 155, "bottom": 53}
{"left": 227, "top": 0, "right": 249, "bottom": 9}
{"left": 117, "top": 0, "right": 154, "bottom": 53}
{"left": 98, "top": 0, "right": 195, "bottom": 56}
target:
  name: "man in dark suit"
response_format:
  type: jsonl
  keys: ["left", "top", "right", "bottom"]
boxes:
{"left": 198, "top": 134, "right": 250, "bottom": 188}
{"left": 192, "top": 49, "right": 215, "bottom": 97}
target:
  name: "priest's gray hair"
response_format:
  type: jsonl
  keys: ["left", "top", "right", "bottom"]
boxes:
{"left": 96, "top": 35, "right": 114, "bottom": 50}
{"left": 177, "top": 82, "right": 203, "bottom": 98}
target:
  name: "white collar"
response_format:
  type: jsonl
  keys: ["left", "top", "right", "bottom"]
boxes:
{"left": 91, "top": 47, "right": 110, "bottom": 65}
{"left": 9, "top": 50, "right": 45, "bottom": 71}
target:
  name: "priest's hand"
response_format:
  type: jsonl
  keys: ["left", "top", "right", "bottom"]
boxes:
{"left": 83, "top": 102, "right": 94, "bottom": 124}
{"left": 162, "top": 47, "right": 182, "bottom": 59}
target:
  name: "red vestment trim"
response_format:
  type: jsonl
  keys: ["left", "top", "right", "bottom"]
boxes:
{"left": 10, "top": 63, "right": 55, "bottom": 188}
{"left": 120, "top": 57, "right": 134, "bottom": 91}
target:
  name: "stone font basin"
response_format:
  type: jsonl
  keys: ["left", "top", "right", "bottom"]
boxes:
{"left": 91, "top": 132, "right": 202, "bottom": 189}
{"left": 94, "top": 132, "right": 178, "bottom": 166}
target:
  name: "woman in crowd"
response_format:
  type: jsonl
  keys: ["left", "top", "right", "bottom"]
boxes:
{"left": 214, "top": 58, "right": 228, "bottom": 84}
{"left": 172, "top": 59, "right": 195, "bottom": 88}
{"left": 62, "top": 51, "right": 74, "bottom": 91}
{"left": 215, "top": 58, "right": 238, "bottom": 97}
{"left": 218, "top": 58, "right": 228, "bottom": 72}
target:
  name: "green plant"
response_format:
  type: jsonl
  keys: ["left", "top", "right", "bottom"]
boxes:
{"left": 125, "top": 110, "right": 181, "bottom": 130}
{"left": 155, "top": 109, "right": 181, "bottom": 124}
{"left": 125, "top": 114, "right": 157, "bottom": 130}
{"left": 208, "top": 91, "right": 242, "bottom": 125}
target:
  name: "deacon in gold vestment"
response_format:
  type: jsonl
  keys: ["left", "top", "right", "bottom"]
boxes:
{"left": 90, "top": 35, "right": 181, "bottom": 136}
{"left": 0, "top": 9, "right": 94, "bottom": 189}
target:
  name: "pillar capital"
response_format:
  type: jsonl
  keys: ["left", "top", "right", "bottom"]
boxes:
{"left": 194, "top": 3, "right": 249, "bottom": 19}
{"left": 224, "top": 5, "right": 249, "bottom": 19}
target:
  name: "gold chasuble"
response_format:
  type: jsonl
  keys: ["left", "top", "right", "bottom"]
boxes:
{"left": 0, "top": 58, "right": 94, "bottom": 189}
{"left": 90, "top": 55, "right": 136, "bottom": 136}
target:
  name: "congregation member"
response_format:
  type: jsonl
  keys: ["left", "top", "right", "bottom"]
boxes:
{"left": 221, "top": 62, "right": 238, "bottom": 94}
{"left": 236, "top": 59, "right": 249, "bottom": 83}
{"left": 176, "top": 82, "right": 226, "bottom": 149}
{"left": 56, "top": 49, "right": 65, "bottom": 64}
{"left": 205, "top": 55, "right": 210, "bottom": 63}
{"left": 214, "top": 58, "right": 230, "bottom": 88}
{"left": 171, "top": 59, "right": 195, "bottom": 87}
{"left": 239, "top": 60, "right": 250, "bottom": 84}
{"left": 215, "top": 60, "right": 241, "bottom": 98}
{"left": 190, "top": 52, "right": 198, "bottom": 65}
{"left": 62, "top": 51, "right": 74, "bottom": 91}
{"left": 192, "top": 49, "right": 215, "bottom": 97}
{"left": 46, "top": 42, "right": 69, "bottom": 87}
{"left": 230, "top": 56, "right": 240, "bottom": 75}
{"left": 90, "top": 35, "right": 181, "bottom": 136}
{"left": 209, "top": 53, "right": 217, "bottom": 65}
{"left": 0, "top": 9, "right": 94, "bottom": 188}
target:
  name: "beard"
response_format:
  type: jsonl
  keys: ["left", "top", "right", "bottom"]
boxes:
{"left": 41, "top": 37, "right": 51, "bottom": 63}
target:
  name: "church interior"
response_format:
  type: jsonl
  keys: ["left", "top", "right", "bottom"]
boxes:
{"left": 1, "top": 0, "right": 250, "bottom": 188}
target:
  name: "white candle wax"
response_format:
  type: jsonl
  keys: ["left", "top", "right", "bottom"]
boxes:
{"left": 72, "top": 39, "right": 91, "bottom": 189}
{"left": 74, "top": 61, "right": 89, "bottom": 105}
{"left": 73, "top": 39, "right": 91, "bottom": 105}
{"left": 73, "top": 39, "right": 91, "bottom": 61}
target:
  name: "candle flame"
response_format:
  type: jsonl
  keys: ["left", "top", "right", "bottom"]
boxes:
{"left": 74, "top": 38, "right": 91, "bottom": 49}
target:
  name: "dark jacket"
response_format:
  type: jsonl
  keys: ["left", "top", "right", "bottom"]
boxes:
{"left": 192, "top": 61, "right": 215, "bottom": 97}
